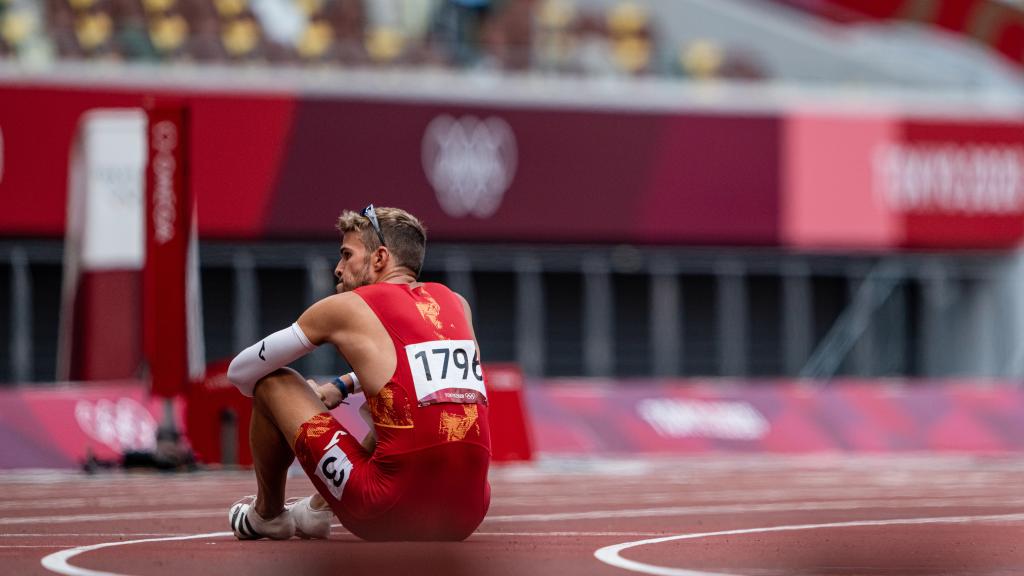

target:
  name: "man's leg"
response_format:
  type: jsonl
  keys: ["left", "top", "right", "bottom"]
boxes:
{"left": 250, "top": 367, "right": 327, "bottom": 519}
{"left": 249, "top": 391, "right": 295, "bottom": 519}
{"left": 305, "top": 402, "right": 376, "bottom": 511}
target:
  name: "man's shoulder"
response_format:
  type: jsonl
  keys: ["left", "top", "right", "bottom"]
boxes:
{"left": 421, "top": 282, "right": 467, "bottom": 304}
{"left": 357, "top": 281, "right": 454, "bottom": 295}
{"left": 312, "top": 291, "right": 365, "bottom": 316}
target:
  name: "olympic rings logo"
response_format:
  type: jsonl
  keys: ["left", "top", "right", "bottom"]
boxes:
{"left": 422, "top": 115, "right": 517, "bottom": 219}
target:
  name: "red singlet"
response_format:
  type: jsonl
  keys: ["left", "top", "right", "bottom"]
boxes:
{"left": 293, "top": 282, "right": 491, "bottom": 541}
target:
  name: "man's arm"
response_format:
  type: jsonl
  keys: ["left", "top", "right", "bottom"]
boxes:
{"left": 307, "top": 372, "right": 359, "bottom": 409}
{"left": 296, "top": 294, "right": 366, "bottom": 408}
{"left": 300, "top": 294, "right": 377, "bottom": 450}
{"left": 295, "top": 293, "right": 353, "bottom": 347}
{"left": 226, "top": 323, "right": 315, "bottom": 397}
{"left": 453, "top": 292, "right": 487, "bottom": 380}
{"left": 226, "top": 294, "right": 353, "bottom": 397}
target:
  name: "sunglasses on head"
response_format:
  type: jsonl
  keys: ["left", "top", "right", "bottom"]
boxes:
{"left": 361, "top": 204, "right": 386, "bottom": 248}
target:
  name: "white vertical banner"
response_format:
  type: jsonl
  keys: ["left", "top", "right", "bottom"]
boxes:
{"left": 144, "top": 105, "right": 205, "bottom": 397}
{"left": 187, "top": 204, "right": 206, "bottom": 381}
{"left": 81, "top": 113, "right": 147, "bottom": 270}
{"left": 58, "top": 110, "right": 147, "bottom": 382}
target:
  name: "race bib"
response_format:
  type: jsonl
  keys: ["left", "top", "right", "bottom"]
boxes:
{"left": 315, "top": 445, "right": 352, "bottom": 501}
{"left": 405, "top": 339, "right": 487, "bottom": 406}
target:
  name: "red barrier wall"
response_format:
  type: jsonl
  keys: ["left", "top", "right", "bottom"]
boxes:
{"left": 528, "top": 379, "right": 1024, "bottom": 454}
{"left": 3, "top": 378, "right": 1024, "bottom": 468}
{"left": 184, "top": 363, "right": 532, "bottom": 466}
{"left": 2, "top": 82, "right": 1023, "bottom": 249}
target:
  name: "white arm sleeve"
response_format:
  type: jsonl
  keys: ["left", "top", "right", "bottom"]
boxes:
{"left": 227, "top": 323, "right": 316, "bottom": 397}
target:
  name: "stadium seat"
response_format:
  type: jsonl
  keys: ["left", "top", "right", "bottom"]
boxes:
{"left": 606, "top": 1, "right": 652, "bottom": 75}
{"left": 147, "top": 11, "right": 188, "bottom": 59}
{"left": 295, "top": 16, "right": 332, "bottom": 62}
{"left": 219, "top": 15, "right": 261, "bottom": 61}
{"left": 0, "top": 7, "right": 34, "bottom": 56}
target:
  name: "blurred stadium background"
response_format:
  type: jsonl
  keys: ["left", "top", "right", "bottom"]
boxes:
{"left": 2, "top": 0, "right": 1024, "bottom": 468}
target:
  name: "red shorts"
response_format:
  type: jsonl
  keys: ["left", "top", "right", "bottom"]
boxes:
{"left": 293, "top": 413, "right": 491, "bottom": 541}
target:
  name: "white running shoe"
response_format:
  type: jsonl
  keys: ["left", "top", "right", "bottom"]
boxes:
{"left": 229, "top": 496, "right": 296, "bottom": 540}
{"left": 286, "top": 495, "right": 333, "bottom": 539}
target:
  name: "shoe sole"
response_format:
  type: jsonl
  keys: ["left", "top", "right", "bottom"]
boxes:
{"left": 229, "top": 501, "right": 263, "bottom": 540}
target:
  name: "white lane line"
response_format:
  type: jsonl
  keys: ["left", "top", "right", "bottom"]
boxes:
{"left": 493, "top": 486, "right": 1024, "bottom": 507}
{"left": 36, "top": 530, "right": 665, "bottom": 576}
{"left": 12, "top": 529, "right": 652, "bottom": 539}
{"left": 486, "top": 496, "right": 1024, "bottom": 523}
{"left": 475, "top": 532, "right": 665, "bottom": 537}
{"left": 36, "top": 487, "right": 1020, "bottom": 506}
{"left": 593, "top": 512, "right": 1024, "bottom": 576}
{"left": 0, "top": 497, "right": 234, "bottom": 511}
{"left": 0, "top": 545, "right": 69, "bottom": 548}
{"left": 36, "top": 509, "right": 1024, "bottom": 576}
{"left": 13, "top": 494, "right": 1024, "bottom": 527}
{"left": 0, "top": 510, "right": 221, "bottom": 526}
{"left": 41, "top": 532, "right": 232, "bottom": 576}
{"left": 37, "top": 526, "right": 665, "bottom": 576}
{"left": 3, "top": 534, "right": 189, "bottom": 538}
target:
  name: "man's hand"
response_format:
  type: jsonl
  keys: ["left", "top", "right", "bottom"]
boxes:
{"left": 307, "top": 379, "right": 346, "bottom": 410}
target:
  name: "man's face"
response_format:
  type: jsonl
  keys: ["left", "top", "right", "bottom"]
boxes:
{"left": 334, "top": 231, "right": 373, "bottom": 293}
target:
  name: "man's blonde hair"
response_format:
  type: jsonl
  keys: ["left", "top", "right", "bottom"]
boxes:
{"left": 336, "top": 206, "right": 427, "bottom": 276}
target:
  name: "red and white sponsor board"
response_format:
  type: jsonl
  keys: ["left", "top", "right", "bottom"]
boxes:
{"left": 143, "top": 106, "right": 204, "bottom": 397}
{"left": 0, "top": 382, "right": 184, "bottom": 468}
{"left": 6, "top": 377, "right": 1024, "bottom": 469}
{"left": 784, "top": 114, "right": 1024, "bottom": 249}
{"left": 58, "top": 110, "right": 147, "bottom": 382}
{"left": 528, "top": 379, "right": 1024, "bottom": 454}
{"left": 2, "top": 83, "right": 1023, "bottom": 250}
{"left": 55, "top": 105, "right": 204, "bottom": 395}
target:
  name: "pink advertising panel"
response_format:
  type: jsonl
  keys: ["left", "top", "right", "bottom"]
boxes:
{"left": 2, "top": 378, "right": 1023, "bottom": 468}
{"left": 527, "top": 379, "right": 1024, "bottom": 455}
{"left": 783, "top": 112, "right": 1024, "bottom": 249}
{"left": 782, "top": 113, "right": 901, "bottom": 249}
{"left": 0, "top": 382, "right": 183, "bottom": 468}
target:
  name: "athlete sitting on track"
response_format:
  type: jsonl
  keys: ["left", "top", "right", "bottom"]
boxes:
{"left": 226, "top": 205, "right": 491, "bottom": 541}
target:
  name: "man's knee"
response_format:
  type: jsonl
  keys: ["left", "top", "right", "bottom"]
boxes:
{"left": 253, "top": 368, "right": 303, "bottom": 405}
{"left": 252, "top": 367, "right": 325, "bottom": 444}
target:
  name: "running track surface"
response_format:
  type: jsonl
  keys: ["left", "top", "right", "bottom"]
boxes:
{"left": 3, "top": 455, "right": 1023, "bottom": 576}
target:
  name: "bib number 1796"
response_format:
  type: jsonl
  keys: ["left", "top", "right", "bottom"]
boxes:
{"left": 405, "top": 340, "right": 486, "bottom": 405}
{"left": 412, "top": 347, "right": 483, "bottom": 382}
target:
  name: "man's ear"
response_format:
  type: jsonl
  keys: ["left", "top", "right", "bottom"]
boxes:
{"left": 373, "top": 246, "right": 390, "bottom": 271}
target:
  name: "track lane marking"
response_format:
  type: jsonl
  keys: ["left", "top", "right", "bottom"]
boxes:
{"left": 14, "top": 494, "right": 1024, "bottom": 526}
{"left": 5, "top": 487, "right": 1018, "bottom": 512}
{"left": 3, "top": 533, "right": 190, "bottom": 538}
{"left": 14, "top": 530, "right": 653, "bottom": 539}
{"left": 593, "top": 512, "right": 1024, "bottom": 576}
{"left": 37, "top": 530, "right": 666, "bottom": 576}
{"left": 474, "top": 532, "right": 665, "bottom": 537}
{"left": 484, "top": 496, "right": 1024, "bottom": 522}
{"left": 37, "top": 507, "right": 1024, "bottom": 575}
{"left": 42, "top": 532, "right": 231, "bottom": 576}
{"left": 1, "top": 510, "right": 221, "bottom": 525}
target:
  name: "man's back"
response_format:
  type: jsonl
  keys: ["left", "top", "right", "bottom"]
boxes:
{"left": 227, "top": 206, "right": 491, "bottom": 542}
{"left": 352, "top": 282, "right": 491, "bottom": 459}
{"left": 297, "top": 282, "right": 492, "bottom": 540}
